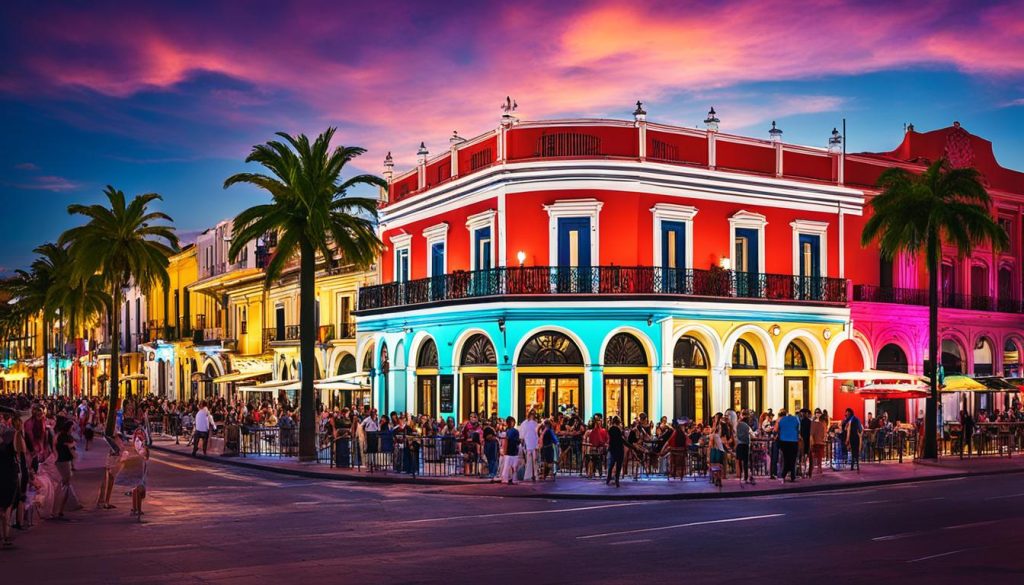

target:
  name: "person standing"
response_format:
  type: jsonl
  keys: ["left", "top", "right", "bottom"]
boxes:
{"left": 192, "top": 401, "right": 216, "bottom": 457}
{"left": 776, "top": 409, "right": 800, "bottom": 483}
{"left": 959, "top": 409, "right": 975, "bottom": 458}
{"left": 606, "top": 416, "right": 625, "bottom": 487}
{"left": 810, "top": 411, "right": 827, "bottom": 476}
{"left": 735, "top": 410, "right": 754, "bottom": 484}
{"left": 843, "top": 408, "right": 863, "bottom": 471}
{"left": 519, "top": 411, "right": 540, "bottom": 482}
{"left": 53, "top": 420, "right": 77, "bottom": 520}
{"left": 0, "top": 423, "right": 18, "bottom": 548}
{"left": 799, "top": 409, "right": 812, "bottom": 477}
{"left": 500, "top": 417, "right": 521, "bottom": 485}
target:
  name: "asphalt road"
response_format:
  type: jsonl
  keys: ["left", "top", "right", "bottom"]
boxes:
{"left": 9, "top": 450, "right": 1024, "bottom": 584}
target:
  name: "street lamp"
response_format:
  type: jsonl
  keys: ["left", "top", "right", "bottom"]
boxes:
{"left": 516, "top": 250, "right": 526, "bottom": 267}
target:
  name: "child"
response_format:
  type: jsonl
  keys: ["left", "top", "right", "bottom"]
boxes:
{"left": 115, "top": 429, "right": 149, "bottom": 520}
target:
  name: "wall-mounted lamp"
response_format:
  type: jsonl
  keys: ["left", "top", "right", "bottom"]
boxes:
{"left": 719, "top": 257, "right": 732, "bottom": 270}
{"left": 497, "top": 318, "right": 506, "bottom": 333}
{"left": 516, "top": 250, "right": 526, "bottom": 267}
{"left": 823, "top": 329, "right": 832, "bottom": 340}
{"left": 404, "top": 327, "right": 413, "bottom": 334}
{"left": 646, "top": 315, "right": 654, "bottom": 327}
{"left": 771, "top": 325, "right": 781, "bottom": 336}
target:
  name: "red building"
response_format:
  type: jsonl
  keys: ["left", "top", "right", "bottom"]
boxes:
{"left": 355, "top": 102, "right": 1023, "bottom": 425}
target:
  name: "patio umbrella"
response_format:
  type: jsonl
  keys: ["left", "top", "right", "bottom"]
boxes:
{"left": 854, "top": 383, "right": 930, "bottom": 400}
{"left": 973, "top": 377, "right": 1020, "bottom": 391}
{"left": 828, "top": 369, "right": 926, "bottom": 383}
{"left": 940, "top": 375, "right": 988, "bottom": 392}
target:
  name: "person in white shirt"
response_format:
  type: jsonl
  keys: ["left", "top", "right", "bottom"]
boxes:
{"left": 192, "top": 402, "right": 216, "bottom": 457}
{"left": 518, "top": 411, "right": 540, "bottom": 482}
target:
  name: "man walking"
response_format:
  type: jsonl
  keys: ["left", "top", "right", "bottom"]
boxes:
{"left": 777, "top": 408, "right": 800, "bottom": 483}
{"left": 843, "top": 408, "right": 863, "bottom": 471}
{"left": 192, "top": 401, "right": 216, "bottom": 457}
{"left": 519, "top": 411, "right": 539, "bottom": 482}
{"left": 500, "top": 417, "right": 521, "bottom": 485}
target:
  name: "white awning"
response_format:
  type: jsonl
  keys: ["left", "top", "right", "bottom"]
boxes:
{"left": 213, "top": 369, "right": 272, "bottom": 384}
{"left": 827, "top": 369, "right": 927, "bottom": 383}
{"left": 254, "top": 379, "right": 301, "bottom": 391}
{"left": 315, "top": 380, "right": 368, "bottom": 391}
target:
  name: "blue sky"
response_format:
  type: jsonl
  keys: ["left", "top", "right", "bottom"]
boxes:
{"left": 1, "top": 0, "right": 1022, "bottom": 272}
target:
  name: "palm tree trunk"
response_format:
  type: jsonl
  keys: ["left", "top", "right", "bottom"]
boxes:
{"left": 298, "top": 238, "right": 317, "bottom": 461}
{"left": 105, "top": 285, "right": 122, "bottom": 436}
{"left": 42, "top": 318, "right": 49, "bottom": 397}
{"left": 923, "top": 232, "right": 939, "bottom": 459}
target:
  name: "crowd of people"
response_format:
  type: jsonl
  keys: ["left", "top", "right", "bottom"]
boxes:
{"left": 0, "top": 393, "right": 151, "bottom": 550}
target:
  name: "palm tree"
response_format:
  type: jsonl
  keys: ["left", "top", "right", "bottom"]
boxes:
{"left": 224, "top": 127, "right": 383, "bottom": 461}
{"left": 862, "top": 158, "right": 1008, "bottom": 459}
{"left": 48, "top": 256, "right": 111, "bottom": 396}
{"left": 61, "top": 186, "right": 178, "bottom": 435}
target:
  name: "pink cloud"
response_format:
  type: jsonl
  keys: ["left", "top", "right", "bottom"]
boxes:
{"left": 3, "top": 0, "right": 1023, "bottom": 168}
{"left": 15, "top": 175, "right": 81, "bottom": 192}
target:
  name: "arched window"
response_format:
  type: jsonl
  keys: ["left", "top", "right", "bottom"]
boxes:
{"left": 941, "top": 339, "right": 963, "bottom": 375}
{"left": 784, "top": 343, "right": 807, "bottom": 369}
{"left": 973, "top": 337, "right": 994, "bottom": 376}
{"left": 380, "top": 343, "right": 390, "bottom": 375}
{"left": 417, "top": 338, "right": 439, "bottom": 369}
{"left": 876, "top": 343, "right": 908, "bottom": 373}
{"left": 361, "top": 343, "right": 375, "bottom": 371}
{"left": 604, "top": 333, "right": 647, "bottom": 366}
{"left": 732, "top": 339, "right": 758, "bottom": 369}
{"left": 673, "top": 336, "right": 708, "bottom": 369}
{"left": 337, "top": 354, "right": 356, "bottom": 375}
{"left": 461, "top": 334, "right": 496, "bottom": 366}
{"left": 518, "top": 331, "right": 584, "bottom": 366}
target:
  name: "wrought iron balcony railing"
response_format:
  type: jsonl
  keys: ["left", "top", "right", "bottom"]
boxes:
{"left": 853, "top": 285, "right": 1022, "bottom": 314}
{"left": 263, "top": 325, "right": 301, "bottom": 346}
{"left": 357, "top": 266, "right": 849, "bottom": 311}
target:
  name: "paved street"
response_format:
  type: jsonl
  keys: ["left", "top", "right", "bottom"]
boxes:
{"left": 8, "top": 448, "right": 1024, "bottom": 584}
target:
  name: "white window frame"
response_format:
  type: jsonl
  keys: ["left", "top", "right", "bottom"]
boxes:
{"left": 422, "top": 222, "right": 449, "bottom": 277}
{"left": 390, "top": 232, "right": 412, "bottom": 283}
{"left": 651, "top": 203, "right": 698, "bottom": 271}
{"left": 543, "top": 198, "right": 604, "bottom": 267}
{"left": 728, "top": 210, "right": 767, "bottom": 273}
{"left": 465, "top": 209, "right": 497, "bottom": 270}
{"left": 790, "top": 220, "right": 829, "bottom": 277}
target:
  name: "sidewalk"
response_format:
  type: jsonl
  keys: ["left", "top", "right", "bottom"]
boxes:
{"left": 149, "top": 437, "right": 1024, "bottom": 500}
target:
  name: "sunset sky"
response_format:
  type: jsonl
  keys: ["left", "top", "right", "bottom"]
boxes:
{"left": 1, "top": 0, "right": 1023, "bottom": 270}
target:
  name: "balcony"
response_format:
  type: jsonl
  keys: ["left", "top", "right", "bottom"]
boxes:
{"left": 357, "top": 266, "right": 849, "bottom": 311}
{"left": 263, "top": 325, "right": 301, "bottom": 347}
{"left": 853, "top": 285, "right": 1023, "bottom": 314}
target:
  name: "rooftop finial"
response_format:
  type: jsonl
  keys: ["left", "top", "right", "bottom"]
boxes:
{"left": 769, "top": 120, "right": 783, "bottom": 143}
{"left": 450, "top": 130, "right": 466, "bottom": 146}
{"left": 501, "top": 96, "right": 519, "bottom": 126}
{"left": 704, "top": 107, "right": 720, "bottom": 132}
{"left": 417, "top": 142, "right": 429, "bottom": 164}
{"left": 828, "top": 127, "right": 843, "bottom": 153}
{"left": 633, "top": 100, "right": 647, "bottom": 122}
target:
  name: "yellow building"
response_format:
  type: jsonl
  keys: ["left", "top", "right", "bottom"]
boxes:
{"left": 141, "top": 243, "right": 218, "bottom": 401}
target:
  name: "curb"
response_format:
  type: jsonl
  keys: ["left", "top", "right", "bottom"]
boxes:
{"left": 150, "top": 443, "right": 1024, "bottom": 500}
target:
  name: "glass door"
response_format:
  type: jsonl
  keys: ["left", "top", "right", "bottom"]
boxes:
{"left": 734, "top": 228, "right": 760, "bottom": 297}
{"left": 673, "top": 376, "right": 708, "bottom": 423}
{"left": 461, "top": 374, "right": 497, "bottom": 421}
{"left": 417, "top": 375, "right": 437, "bottom": 418}
{"left": 430, "top": 242, "right": 446, "bottom": 300}
{"left": 729, "top": 377, "right": 762, "bottom": 415}
{"left": 604, "top": 375, "right": 647, "bottom": 425}
{"left": 519, "top": 375, "right": 583, "bottom": 419}
{"left": 798, "top": 234, "right": 821, "bottom": 300}
{"left": 784, "top": 377, "right": 809, "bottom": 413}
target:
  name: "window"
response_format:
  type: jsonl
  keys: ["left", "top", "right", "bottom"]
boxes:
{"left": 465, "top": 210, "right": 496, "bottom": 271}
{"left": 537, "top": 132, "right": 601, "bottom": 157}
{"left": 790, "top": 220, "right": 828, "bottom": 278}
{"left": 604, "top": 333, "right": 647, "bottom": 366}
{"left": 545, "top": 199, "right": 603, "bottom": 267}
{"left": 728, "top": 211, "right": 767, "bottom": 274}
{"left": 518, "top": 332, "right": 584, "bottom": 366}
{"left": 470, "top": 148, "right": 492, "bottom": 171}
{"left": 391, "top": 232, "right": 412, "bottom": 283}
{"left": 732, "top": 339, "right": 758, "bottom": 368}
{"left": 651, "top": 204, "right": 697, "bottom": 278}
{"left": 673, "top": 336, "right": 709, "bottom": 369}
{"left": 784, "top": 343, "right": 808, "bottom": 369}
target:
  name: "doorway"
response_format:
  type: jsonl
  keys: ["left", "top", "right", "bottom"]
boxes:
{"left": 519, "top": 375, "right": 583, "bottom": 419}
{"left": 603, "top": 375, "right": 647, "bottom": 425}
{"left": 462, "top": 374, "right": 498, "bottom": 421}
{"left": 729, "top": 377, "right": 762, "bottom": 414}
{"left": 673, "top": 376, "right": 709, "bottom": 423}
{"left": 784, "top": 376, "right": 809, "bottom": 413}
